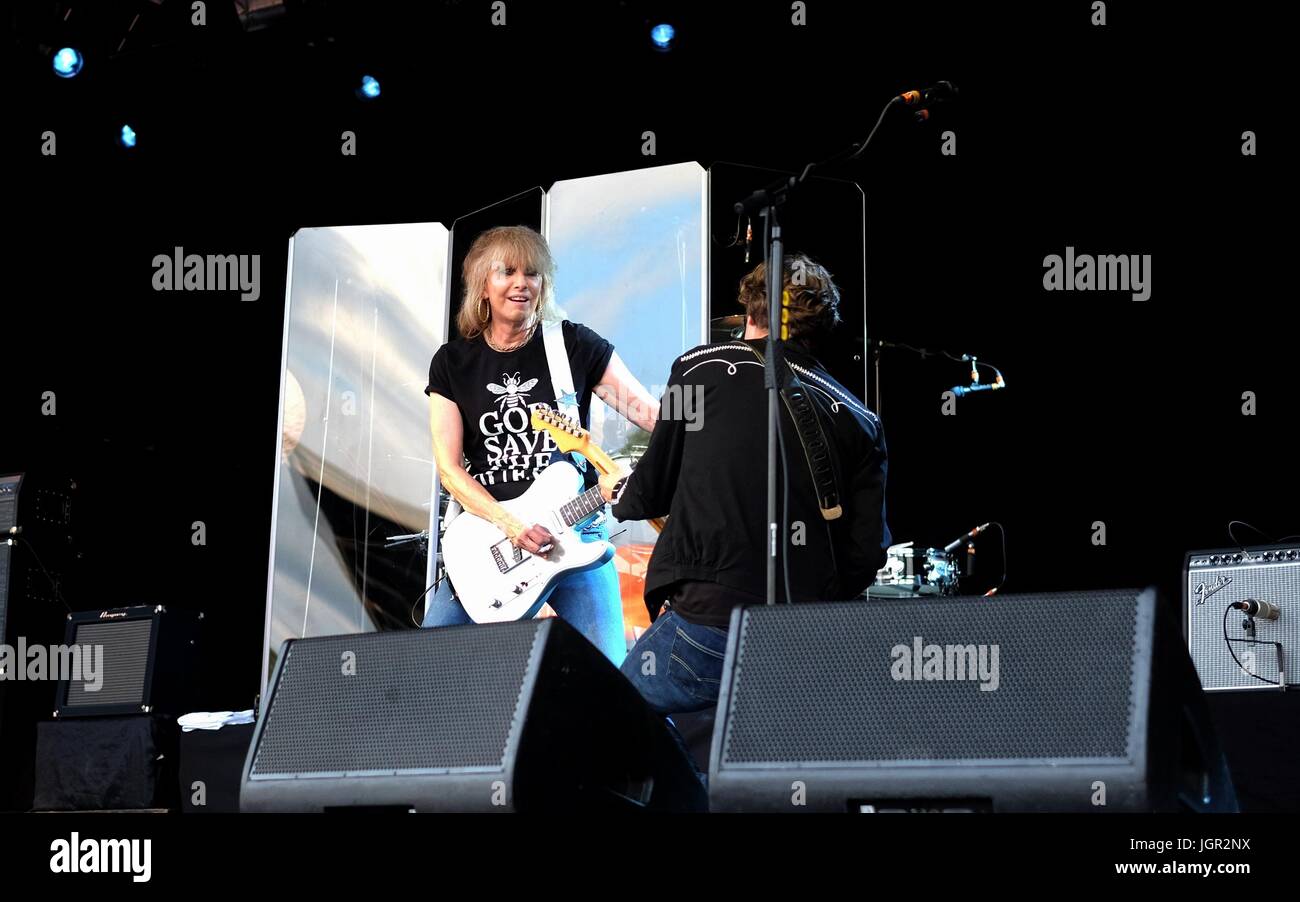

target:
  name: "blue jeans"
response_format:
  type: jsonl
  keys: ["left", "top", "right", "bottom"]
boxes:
{"left": 423, "top": 519, "right": 627, "bottom": 667}
{"left": 620, "top": 609, "right": 728, "bottom": 715}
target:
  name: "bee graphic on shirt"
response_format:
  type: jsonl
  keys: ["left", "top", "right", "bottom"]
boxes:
{"left": 487, "top": 372, "right": 539, "bottom": 410}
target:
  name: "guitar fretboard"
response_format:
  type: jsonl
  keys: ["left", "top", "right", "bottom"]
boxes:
{"left": 559, "top": 486, "right": 605, "bottom": 528}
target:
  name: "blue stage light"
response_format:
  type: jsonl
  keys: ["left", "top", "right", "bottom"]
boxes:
{"left": 359, "top": 75, "right": 381, "bottom": 99}
{"left": 53, "top": 47, "right": 83, "bottom": 78}
{"left": 119, "top": 125, "right": 137, "bottom": 148}
{"left": 650, "top": 24, "right": 675, "bottom": 50}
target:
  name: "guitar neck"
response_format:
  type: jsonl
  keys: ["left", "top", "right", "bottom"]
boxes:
{"left": 530, "top": 407, "right": 666, "bottom": 534}
{"left": 556, "top": 485, "right": 607, "bottom": 529}
{"left": 577, "top": 449, "right": 666, "bottom": 534}
{"left": 576, "top": 443, "right": 621, "bottom": 477}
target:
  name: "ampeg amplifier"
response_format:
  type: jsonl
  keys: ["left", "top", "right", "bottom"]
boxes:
{"left": 1185, "top": 545, "right": 1300, "bottom": 691}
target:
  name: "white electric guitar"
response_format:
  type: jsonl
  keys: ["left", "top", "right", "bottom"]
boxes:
{"left": 440, "top": 407, "right": 617, "bottom": 623}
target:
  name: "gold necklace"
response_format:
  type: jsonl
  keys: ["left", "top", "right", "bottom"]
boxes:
{"left": 483, "top": 319, "right": 538, "bottom": 353}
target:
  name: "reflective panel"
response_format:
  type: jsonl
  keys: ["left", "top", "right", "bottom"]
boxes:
{"left": 262, "top": 223, "right": 450, "bottom": 691}
{"left": 447, "top": 187, "right": 545, "bottom": 325}
{"left": 543, "top": 162, "right": 709, "bottom": 642}
{"left": 708, "top": 161, "right": 867, "bottom": 403}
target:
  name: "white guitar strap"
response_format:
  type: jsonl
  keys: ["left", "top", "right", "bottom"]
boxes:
{"left": 541, "top": 320, "right": 587, "bottom": 477}
{"left": 542, "top": 321, "right": 579, "bottom": 421}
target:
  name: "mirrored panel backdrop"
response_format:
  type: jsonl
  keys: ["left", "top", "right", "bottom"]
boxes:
{"left": 708, "top": 161, "right": 868, "bottom": 404}
{"left": 261, "top": 223, "right": 450, "bottom": 691}
{"left": 543, "top": 162, "right": 709, "bottom": 641}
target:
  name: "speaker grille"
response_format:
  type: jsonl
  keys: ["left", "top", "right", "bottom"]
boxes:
{"left": 1187, "top": 554, "right": 1300, "bottom": 689}
{"left": 721, "top": 592, "right": 1143, "bottom": 767}
{"left": 250, "top": 624, "right": 542, "bottom": 778}
{"left": 66, "top": 619, "right": 153, "bottom": 708}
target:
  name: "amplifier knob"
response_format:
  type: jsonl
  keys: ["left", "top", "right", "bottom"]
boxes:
{"left": 1210, "top": 555, "right": 1221, "bottom": 564}
{"left": 1233, "top": 553, "right": 1244, "bottom": 563}
{"left": 1264, "top": 551, "right": 1275, "bottom": 561}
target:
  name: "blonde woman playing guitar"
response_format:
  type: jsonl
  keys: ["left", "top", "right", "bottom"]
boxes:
{"left": 422, "top": 226, "right": 658, "bottom": 666}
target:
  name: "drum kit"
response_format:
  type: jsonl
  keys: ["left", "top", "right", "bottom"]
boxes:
{"left": 867, "top": 541, "right": 962, "bottom": 598}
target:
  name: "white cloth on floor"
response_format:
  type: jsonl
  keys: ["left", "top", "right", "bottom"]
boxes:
{"left": 178, "top": 710, "right": 255, "bottom": 732}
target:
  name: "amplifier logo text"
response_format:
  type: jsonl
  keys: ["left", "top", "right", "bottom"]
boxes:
{"left": 1194, "top": 575, "right": 1232, "bottom": 606}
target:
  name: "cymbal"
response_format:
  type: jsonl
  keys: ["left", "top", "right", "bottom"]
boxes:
{"left": 710, "top": 314, "right": 746, "bottom": 329}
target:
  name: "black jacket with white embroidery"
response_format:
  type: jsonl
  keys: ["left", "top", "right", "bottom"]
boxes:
{"left": 612, "top": 338, "right": 891, "bottom": 621}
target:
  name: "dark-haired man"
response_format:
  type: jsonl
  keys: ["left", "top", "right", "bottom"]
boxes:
{"left": 602, "top": 255, "right": 891, "bottom": 713}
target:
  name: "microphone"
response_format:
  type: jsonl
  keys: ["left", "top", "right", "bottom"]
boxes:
{"left": 944, "top": 522, "right": 991, "bottom": 555}
{"left": 1233, "top": 598, "right": 1281, "bottom": 620}
{"left": 894, "top": 81, "right": 958, "bottom": 106}
{"left": 384, "top": 531, "right": 429, "bottom": 550}
{"left": 950, "top": 379, "right": 1005, "bottom": 397}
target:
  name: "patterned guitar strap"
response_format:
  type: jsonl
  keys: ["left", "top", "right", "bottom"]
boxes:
{"left": 743, "top": 343, "right": 843, "bottom": 521}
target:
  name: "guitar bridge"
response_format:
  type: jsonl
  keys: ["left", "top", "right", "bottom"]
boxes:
{"left": 490, "top": 537, "right": 528, "bottom": 574}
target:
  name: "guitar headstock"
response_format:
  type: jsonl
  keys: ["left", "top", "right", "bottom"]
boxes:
{"left": 530, "top": 405, "right": 591, "bottom": 455}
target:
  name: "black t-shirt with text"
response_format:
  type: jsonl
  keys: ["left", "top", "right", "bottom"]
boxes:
{"left": 425, "top": 320, "right": 615, "bottom": 502}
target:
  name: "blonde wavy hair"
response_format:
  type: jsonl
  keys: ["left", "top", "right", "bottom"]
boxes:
{"left": 737, "top": 254, "right": 842, "bottom": 341}
{"left": 456, "top": 225, "right": 559, "bottom": 340}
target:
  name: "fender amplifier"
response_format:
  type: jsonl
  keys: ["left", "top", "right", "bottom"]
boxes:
{"left": 1185, "top": 545, "right": 1300, "bottom": 690}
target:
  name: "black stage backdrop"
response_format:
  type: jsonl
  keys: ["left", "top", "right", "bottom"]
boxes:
{"left": 3, "top": 1, "right": 1289, "bottom": 714}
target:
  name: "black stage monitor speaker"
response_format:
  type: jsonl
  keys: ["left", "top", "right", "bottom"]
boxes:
{"left": 241, "top": 618, "right": 707, "bottom": 812}
{"left": 55, "top": 605, "right": 203, "bottom": 718}
{"left": 0, "top": 472, "right": 78, "bottom": 811}
{"left": 708, "top": 588, "right": 1237, "bottom": 813}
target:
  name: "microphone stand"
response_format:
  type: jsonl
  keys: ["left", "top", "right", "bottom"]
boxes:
{"left": 733, "top": 88, "right": 951, "bottom": 605}
{"left": 732, "top": 141, "right": 870, "bottom": 607}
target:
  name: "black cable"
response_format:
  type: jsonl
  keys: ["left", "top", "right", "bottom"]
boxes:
{"left": 883, "top": 341, "right": 1005, "bottom": 382}
{"left": 984, "top": 521, "right": 1007, "bottom": 596}
{"left": 721, "top": 211, "right": 747, "bottom": 249}
{"left": 17, "top": 536, "right": 73, "bottom": 614}
{"left": 772, "top": 94, "right": 897, "bottom": 196}
{"left": 844, "top": 99, "right": 895, "bottom": 163}
{"left": 1228, "top": 520, "right": 1273, "bottom": 551}
{"left": 1222, "top": 603, "right": 1282, "bottom": 687}
{"left": 409, "top": 569, "right": 446, "bottom": 628}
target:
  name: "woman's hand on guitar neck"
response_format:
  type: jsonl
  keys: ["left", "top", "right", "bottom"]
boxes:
{"left": 598, "top": 472, "right": 628, "bottom": 504}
